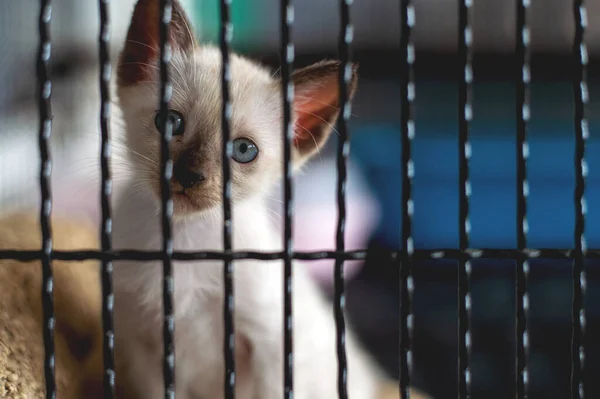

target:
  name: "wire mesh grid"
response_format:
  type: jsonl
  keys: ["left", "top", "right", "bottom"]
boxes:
{"left": 0, "top": 0, "right": 591, "bottom": 398}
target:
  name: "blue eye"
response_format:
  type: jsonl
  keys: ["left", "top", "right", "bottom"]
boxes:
{"left": 155, "top": 110, "right": 185, "bottom": 136}
{"left": 232, "top": 138, "right": 259, "bottom": 163}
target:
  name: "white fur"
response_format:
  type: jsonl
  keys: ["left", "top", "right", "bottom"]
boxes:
{"left": 112, "top": 47, "right": 382, "bottom": 399}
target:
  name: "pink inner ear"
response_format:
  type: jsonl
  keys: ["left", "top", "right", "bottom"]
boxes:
{"left": 118, "top": 0, "right": 194, "bottom": 86}
{"left": 118, "top": 1, "right": 161, "bottom": 85}
{"left": 293, "top": 80, "right": 339, "bottom": 146}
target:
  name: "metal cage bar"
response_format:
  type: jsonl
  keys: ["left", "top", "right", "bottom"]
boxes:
{"left": 280, "top": 0, "right": 295, "bottom": 397}
{"left": 98, "top": 0, "right": 115, "bottom": 397}
{"left": 458, "top": 0, "right": 473, "bottom": 397}
{"left": 219, "top": 0, "right": 236, "bottom": 397}
{"left": 37, "top": 0, "right": 57, "bottom": 398}
{"left": 400, "top": 0, "right": 416, "bottom": 398}
{"left": 335, "top": 0, "right": 353, "bottom": 397}
{"left": 8, "top": 248, "right": 600, "bottom": 262}
{"left": 572, "top": 0, "right": 589, "bottom": 397}
{"left": 158, "top": 0, "right": 176, "bottom": 398}
{"left": 515, "top": 0, "right": 531, "bottom": 397}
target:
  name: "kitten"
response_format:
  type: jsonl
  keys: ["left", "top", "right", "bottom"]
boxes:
{"left": 111, "top": 1, "right": 385, "bottom": 398}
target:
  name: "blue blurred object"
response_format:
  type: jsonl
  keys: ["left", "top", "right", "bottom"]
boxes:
{"left": 351, "top": 80, "right": 600, "bottom": 252}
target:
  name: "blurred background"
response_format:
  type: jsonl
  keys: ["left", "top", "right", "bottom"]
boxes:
{"left": 1, "top": 1, "right": 600, "bottom": 398}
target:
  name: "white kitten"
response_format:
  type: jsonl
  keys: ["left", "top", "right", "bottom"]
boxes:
{"left": 111, "top": 1, "right": 384, "bottom": 398}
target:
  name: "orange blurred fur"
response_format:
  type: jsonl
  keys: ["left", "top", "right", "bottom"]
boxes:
{"left": 0, "top": 213, "right": 106, "bottom": 398}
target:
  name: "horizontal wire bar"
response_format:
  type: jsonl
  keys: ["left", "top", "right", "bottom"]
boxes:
{"left": 0, "top": 250, "right": 366, "bottom": 261}
{"left": 1, "top": 249, "right": 599, "bottom": 262}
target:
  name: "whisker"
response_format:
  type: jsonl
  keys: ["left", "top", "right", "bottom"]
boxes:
{"left": 296, "top": 109, "right": 339, "bottom": 136}
{"left": 293, "top": 95, "right": 341, "bottom": 112}
{"left": 295, "top": 124, "right": 322, "bottom": 159}
{"left": 120, "top": 61, "right": 161, "bottom": 71}
{"left": 129, "top": 150, "right": 159, "bottom": 166}
{"left": 270, "top": 66, "right": 282, "bottom": 79}
{"left": 173, "top": 6, "right": 196, "bottom": 59}
{"left": 126, "top": 39, "right": 160, "bottom": 53}
{"left": 288, "top": 95, "right": 359, "bottom": 117}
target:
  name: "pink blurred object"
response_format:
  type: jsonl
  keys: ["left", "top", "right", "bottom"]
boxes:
{"left": 285, "top": 158, "right": 380, "bottom": 289}
{"left": 293, "top": 195, "right": 379, "bottom": 289}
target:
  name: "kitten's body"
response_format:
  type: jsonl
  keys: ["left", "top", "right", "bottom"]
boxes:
{"left": 112, "top": 2, "right": 383, "bottom": 398}
{"left": 113, "top": 185, "right": 379, "bottom": 399}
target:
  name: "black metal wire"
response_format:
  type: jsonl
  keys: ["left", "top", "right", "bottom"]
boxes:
{"left": 335, "top": 0, "right": 353, "bottom": 397}
{"left": 400, "top": 0, "right": 415, "bottom": 397}
{"left": 280, "top": 0, "right": 295, "bottom": 397}
{"left": 219, "top": 0, "right": 235, "bottom": 396}
{"left": 7, "top": 248, "right": 600, "bottom": 262}
{"left": 6, "top": 248, "right": 600, "bottom": 263}
{"left": 37, "top": 1, "right": 56, "bottom": 398}
{"left": 458, "top": 0, "right": 473, "bottom": 397}
{"left": 98, "top": 0, "right": 115, "bottom": 397}
{"left": 572, "top": 1, "right": 589, "bottom": 397}
{"left": 515, "top": 1, "right": 531, "bottom": 397}
{"left": 158, "top": 1, "right": 176, "bottom": 398}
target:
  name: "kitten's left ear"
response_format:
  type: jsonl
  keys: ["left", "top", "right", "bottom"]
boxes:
{"left": 291, "top": 60, "right": 359, "bottom": 168}
{"left": 118, "top": 0, "right": 196, "bottom": 87}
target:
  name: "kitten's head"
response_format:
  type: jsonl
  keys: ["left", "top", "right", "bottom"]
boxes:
{"left": 116, "top": 0, "right": 358, "bottom": 216}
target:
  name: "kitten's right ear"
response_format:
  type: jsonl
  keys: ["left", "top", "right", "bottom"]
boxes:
{"left": 117, "top": 0, "right": 196, "bottom": 87}
{"left": 290, "top": 60, "right": 359, "bottom": 168}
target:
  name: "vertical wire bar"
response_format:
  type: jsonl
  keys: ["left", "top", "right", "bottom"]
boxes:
{"left": 400, "top": 1, "right": 416, "bottom": 398}
{"left": 98, "top": 0, "right": 115, "bottom": 397}
{"left": 158, "top": 1, "right": 176, "bottom": 398}
{"left": 280, "top": 0, "right": 295, "bottom": 397}
{"left": 37, "top": 1, "right": 56, "bottom": 398}
{"left": 572, "top": 1, "right": 588, "bottom": 397}
{"left": 219, "top": 0, "right": 235, "bottom": 397}
{"left": 457, "top": 0, "right": 473, "bottom": 397}
{"left": 335, "top": 0, "right": 353, "bottom": 397}
{"left": 516, "top": 0, "right": 531, "bottom": 397}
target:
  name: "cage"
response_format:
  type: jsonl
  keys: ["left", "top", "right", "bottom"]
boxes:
{"left": 0, "top": 0, "right": 598, "bottom": 398}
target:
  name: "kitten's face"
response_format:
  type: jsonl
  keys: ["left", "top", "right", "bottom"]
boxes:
{"left": 118, "top": 48, "right": 284, "bottom": 215}
{"left": 117, "top": 0, "right": 358, "bottom": 216}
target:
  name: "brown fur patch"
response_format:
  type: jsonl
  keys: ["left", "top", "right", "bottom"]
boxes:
{"left": 0, "top": 213, "right": 105, "bottom": 398}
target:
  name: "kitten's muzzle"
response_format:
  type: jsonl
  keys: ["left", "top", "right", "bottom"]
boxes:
{"left": 173, "top": 157, "right": 205, "bottom": 189}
